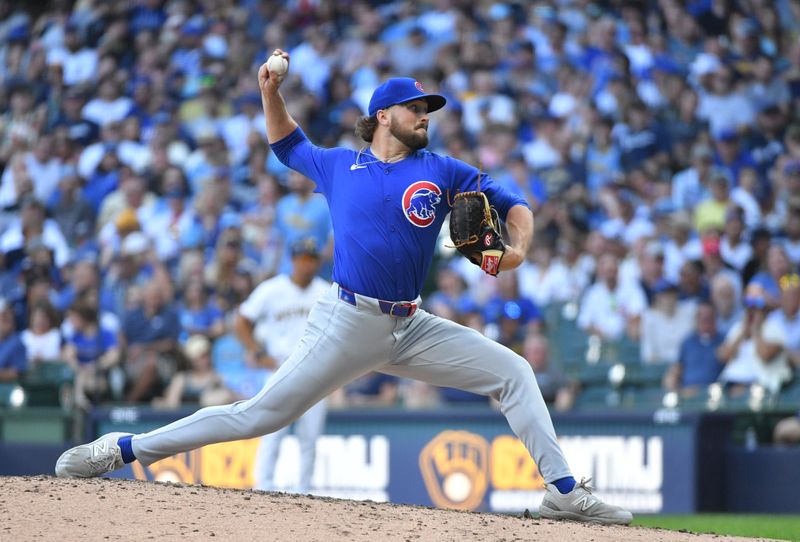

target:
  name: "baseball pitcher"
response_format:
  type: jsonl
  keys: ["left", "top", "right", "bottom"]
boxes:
{"left": 56, "top": 50, "right": 632, "bottom": 525}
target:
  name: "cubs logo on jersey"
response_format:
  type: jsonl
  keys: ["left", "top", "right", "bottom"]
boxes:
{"left": 402, "top": 181, "right": 442, "bottom": 227}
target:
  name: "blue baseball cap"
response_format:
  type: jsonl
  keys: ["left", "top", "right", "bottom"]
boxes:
{"left": 368, "top": 77, "right": 446, "bottom": 117}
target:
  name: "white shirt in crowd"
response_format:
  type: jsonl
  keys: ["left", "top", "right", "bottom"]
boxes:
{"left": 640, "top": 302, "right": 697, "bottom": 364}
{"left": 720, "top": 317, "right": 791, "bottom": 393}
{"left": 81, "top": 96, "right": 133, "bottom": 127}
{"left": 46, "top": 46, "right": 98, "bottom": 86}
{"left": 517, "top": 260, "right": 574, "bottom": 307}
{"left": 663, "top": 237, "right": 703, "bottom": 283}
{"left": 238, "top": 275, "right": 329, "bottom": 365}
{"left": 719, "top": 236, "right": 752, "bottom": 271}
{"left": 577, "top": 280, "right": 647, "bottom": 341}
{"left": 21, "top": 329, "right": 62, "bottom": 363}
{"left": 767, "top": 309, "right": 800, "bottom": 354}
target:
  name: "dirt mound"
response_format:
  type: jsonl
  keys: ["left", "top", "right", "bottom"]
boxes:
{"left": 0, "top": 476, "right": 774, "bottom": 542}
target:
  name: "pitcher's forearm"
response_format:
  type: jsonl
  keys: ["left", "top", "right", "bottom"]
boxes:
{"left": 261, "top": 88, "right": 298, "bottom": 144}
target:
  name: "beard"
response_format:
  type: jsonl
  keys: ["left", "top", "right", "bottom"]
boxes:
{"left": 389, "top": 116, "right": 428, "bottom": 150}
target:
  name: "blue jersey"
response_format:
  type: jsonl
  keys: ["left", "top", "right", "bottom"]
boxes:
{"left": 271, "top": 128, "right": 528, "bottom": 301}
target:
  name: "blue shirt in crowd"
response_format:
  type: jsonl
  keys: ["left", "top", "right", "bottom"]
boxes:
{"left": 122, "top": 305, "right": 181, "bottom": 345}
{"left": 679, "top": 332, "right": 725, "bottom": 387}
{"left": 0, "top": 333, "right": 27, "bottom": 374}
{"left": 67, "top": 328, "right": 118, "bottom": 365}
{"left": 271, "top": 128, "right": 527, "bottom": 301}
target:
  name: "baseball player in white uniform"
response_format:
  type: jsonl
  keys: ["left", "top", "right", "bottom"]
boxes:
{"left": 235, "top": 238, "right": 328, "bottom": 493}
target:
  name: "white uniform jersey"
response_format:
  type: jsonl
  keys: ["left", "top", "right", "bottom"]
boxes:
{"left": 239, "top": 275, "right": 329, "bottom": 364}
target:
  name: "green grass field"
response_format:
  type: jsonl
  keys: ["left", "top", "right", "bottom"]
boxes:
{"left": 633, "top": 514, "right": 800, "bottom": 541}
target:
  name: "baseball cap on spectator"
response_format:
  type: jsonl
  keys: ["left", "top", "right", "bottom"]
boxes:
{"left": 690, "top": 54, "right": 722, "bottom": 78}
{"left": 115, "top": 208, "right": 140, "bottom": 234}
{"left": 652, "top": 279, "right": 678, "bottom": 295}
{"left": 734, "top": 18, "right": 759, "bottom": 38}
{"left": 743, "top": 283, "right": 767, "bottom": 309}
{"left": 7, "top": 24, "right": 29, "bottom": 42}
{"left": 121, "top": 231, "right": 149, "bottom": 256}
{"left": 218, "top": 212, "right": 241, "bottom": 230}
{"left": 713, "top": 127, "right": 738, "bottom": 143}
{"left": 184, "top": 334, "right": 211, "bottom": 359}
{"left": 290, "top": 238, "right": 320, "bottom": 259}
{"left": 367, "top": 77, "right": 446, "bottom": 117}
{"left": 548, "top": 94, "right": 577, "bottom": 119}
{"left": 488, "top": 3, "right": 512, "bottom": 21}
{"left": 500, "top": 301, "right": 523, "bottom": 321}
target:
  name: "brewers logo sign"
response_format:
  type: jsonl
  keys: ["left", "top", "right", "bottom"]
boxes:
{"left": 418, "top": 430, "right": 489, "bottom": 510}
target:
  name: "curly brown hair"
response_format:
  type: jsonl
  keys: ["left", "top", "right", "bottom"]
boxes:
{"left": 354, "top": 115, "right": 378, "bottom": 142}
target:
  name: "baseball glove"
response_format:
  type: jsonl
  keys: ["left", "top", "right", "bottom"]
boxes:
{"left": 449, "top": 191, "right": 505, "bottom": 276}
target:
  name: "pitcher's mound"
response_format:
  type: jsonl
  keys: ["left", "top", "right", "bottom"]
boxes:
{"left": 0, "top": 476, "right": 773, "bottom": 541}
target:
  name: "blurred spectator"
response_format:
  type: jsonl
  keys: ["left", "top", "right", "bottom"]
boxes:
{"left": 719, "top": 207, "right": 752, "bottom": 271}
{"left": 697, "top": 64, "right": 756, "bottom": 136}
{"left": 105, "top": 231, "right": 154, "bottom": 316}
{"left": 425, "top": 264, "right": 472, "bottom": 321}
{"left": 782, "top": 210, "right": 800, "bottom": 266}
{"left": 671, "top": 143, "right": 714, "bottom": 212}
{"left": 152, "top": 335, "right": 233, "bottom": 409}
{"left": 749, "top": 244, "right": 794, "bottom": 308}
{"left": 0, "top": 197, "right": 70, "bottom": 267}
{"left": 82, "top": 78, "right": 133, "bottom": 127}
{"left": 49, "top": 168, "right": 95, "bottom": 249}
{"left": 45, "top": 19, "right": 98, "bottom": 86}
{"left": 178, "top": 277, "right": 224, "bottom": 340}
{"left": 742, "top": 227, "right": 773, "bottom": 286}
{"left": 693, "top": 170, "right": 732, "bottom": 234}
{"left": 274, "top": 170, "right": 332, "bottom": 276}
{"left": 641, "top": 280, "right": 696, "bottom": 365}
{"left": 20, "top": 300, "right": 61, "bottom": 364}
{"left": 663, "top": 212, "right": 702, "bottom": 283}
{"left": 524, "top": 334, "right": 576, "bottom": 411}
{"left": 730, "top": 166, "right": 762, "bottom": 228}
{"left": 664, "top": 302, "right": 725, "bottom": 394}
{"left": 62, "top": 300, "right": 120, "bottom": 406}
{"left": 483, "top": 271, "right": 542, "bottom": 337}
{"left": 710, "top": 274, "right": 742, "bottom": 337}
{"left": 767, "top": 273, "right": 800, "bottom": 369}
{"left": 517, "top": 241, "right": 572, "bottom": 308}
{"left": 120, "top": 282, "right": 181, "bottom": 402}
{"left": 0, "top": 298, "right": 27, "bottom": 382}
{"left": 678, "top": 260, "right": 709, "bottom": 303}
{"left": 578, "top": 253, "right": 646, "bottom": 341}
{"left": 717, "top": 284, "right": 791, "bottom": 394}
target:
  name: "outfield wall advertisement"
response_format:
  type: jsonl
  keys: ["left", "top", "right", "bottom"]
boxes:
{"left": 96, "top": 408, "right": 728, "bottom": 514}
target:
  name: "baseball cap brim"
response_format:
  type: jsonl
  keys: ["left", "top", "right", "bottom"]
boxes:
{"left": 394, "top": 94, "right": 447, "bottom": 114}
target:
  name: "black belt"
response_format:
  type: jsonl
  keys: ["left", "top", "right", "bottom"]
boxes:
{"left": 338, "top": 286, "right": 418, "bottom": 317}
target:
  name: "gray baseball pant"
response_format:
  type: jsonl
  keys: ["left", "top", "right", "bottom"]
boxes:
{"left": 132, "top": 284, "right": 572, "bottom": 482}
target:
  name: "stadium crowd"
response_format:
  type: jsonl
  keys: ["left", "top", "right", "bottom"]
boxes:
{"left": 0, "top": 0, "right": 799, "bottom": 439}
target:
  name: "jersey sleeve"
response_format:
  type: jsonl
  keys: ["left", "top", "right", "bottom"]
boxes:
{"left": 447, "top": 157, "right": 529, "bottom": 221}
{"left": 269, "top": 127, "right": 336, "bottom": 194}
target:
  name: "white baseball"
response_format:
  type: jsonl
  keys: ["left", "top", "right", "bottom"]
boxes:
{"left": 266, "top": 54, "right": 288, "bottom": 75}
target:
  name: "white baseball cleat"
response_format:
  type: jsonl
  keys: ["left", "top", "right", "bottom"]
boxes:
{"left": 55, "top": 432, "right": 132, "bottom": 478}
{"left": 539, "top": 477, "right": 633, "bottom": 525}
